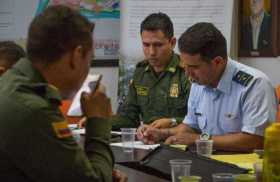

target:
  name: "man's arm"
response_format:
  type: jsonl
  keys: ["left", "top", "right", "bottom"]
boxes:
{"left": 165, "top": 130, "right": 263, "bottom": 152}
{"left": 138, "top": 123, "right": 196, "bottom": 144}
{"left": 212, "top": 132, "right": 263, "bottom": 152}
{"left": 112, "top": 81, "right": 141, "bottom": 130}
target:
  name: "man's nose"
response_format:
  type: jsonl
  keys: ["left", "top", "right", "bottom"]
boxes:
{"left": 149, "top": 46, "right": 156, "bottom": 56}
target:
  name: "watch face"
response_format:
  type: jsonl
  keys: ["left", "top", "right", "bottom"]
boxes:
{"left": 171, "top": 118, "right": 177, "bottom": 126}
{"left": 200, "top": 133, "right": 210, "bottom": 140}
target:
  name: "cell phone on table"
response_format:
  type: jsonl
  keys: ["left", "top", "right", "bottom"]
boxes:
{"left": 88, "top": 74, "right": 102, "bottom": 93}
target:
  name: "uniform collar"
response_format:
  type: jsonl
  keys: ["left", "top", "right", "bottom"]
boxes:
{"left": 14, "top": 58, "right": 62, "bottom": 102}
{"left": 216, "top": 59, "right": 235, "bottom": 95}
{"left": 144, "top": 52, "right": 180, "bottom": 73}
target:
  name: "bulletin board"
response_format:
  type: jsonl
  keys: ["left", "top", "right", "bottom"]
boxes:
{"left": 0, "top": 0, "right": 120, "bottom": 67}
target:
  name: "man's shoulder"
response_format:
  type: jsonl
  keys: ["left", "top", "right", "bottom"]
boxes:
{"left": 0, "top": 77, "right": 54, "bottom": 113}
{"left": 231, "top": 60, "right": 269, "bottom": 87}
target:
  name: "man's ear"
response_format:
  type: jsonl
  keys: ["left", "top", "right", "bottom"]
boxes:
{"left": 212, "top": 56, "right": 224, "bottom": 66}
{"left": 170, "top": 37, "right": 176, "bottom": 49}
{"left": 0, "top": 66, "right": 6, "bottom": 76}
{"left": 69, "top": 46, "right": 83, "bottom": 69}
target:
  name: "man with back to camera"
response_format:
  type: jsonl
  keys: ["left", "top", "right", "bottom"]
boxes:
{"left": 0, "top": 5, "right": 126, "bottom": 182}
{"left": 138, "top": 22, "right": 277, "bottom": 152}
{"left": 112, "top": 12, "right": 190, "bottom": 130}
{"left": 0, "top": 41, "right": 25, "bottom": 76}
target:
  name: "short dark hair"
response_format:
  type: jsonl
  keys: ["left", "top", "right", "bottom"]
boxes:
{"left": 27, "top": 5, "right": 94, "bottom": 64}
{"left": 178, "top": 22, "right": 227, "bottom": 62}
{"left": 0, "top": 41, "right": 25, "bottom": 67}
{"left": 140, "top": 12, "right": 174, "bottom": 39}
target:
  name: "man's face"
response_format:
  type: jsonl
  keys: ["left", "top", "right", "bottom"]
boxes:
{"left": 250, "top": 0, "right": 264, "bottom": 16}
{"left": 68, "top": 47, "right": 93, "bottom": 99}
{"left": 141, "top": 30, "right": 175, "bottom": 70}
{"left": 180, "top": 53, "right": 217, "bottom": 86}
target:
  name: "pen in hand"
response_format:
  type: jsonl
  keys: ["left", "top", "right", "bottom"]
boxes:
{"left": 137, "top": 121, "right": 146, "bottom": 139}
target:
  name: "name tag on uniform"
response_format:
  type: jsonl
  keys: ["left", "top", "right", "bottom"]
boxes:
{"left": 52, "top": 120, "right": 72, "bottom": 138}
{"left": 135, "top": 85, "right": 149, "bottom": 96}
{"left": 170, "top": 83, "right": 179, "bottom": 98}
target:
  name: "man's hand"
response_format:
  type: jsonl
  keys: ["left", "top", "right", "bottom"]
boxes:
{"left": 136, "top": 123, "right": 150, "bottom": 140}
{"left": 113, "top": 169, "right": 128, "bottom": 182}
{"left": 165, "top": 132, "right": 199, "bottom": 145}
{"left": 80, "top": 85, "right": 112, "bottom": 118}
{"left": 77, "top": 117, "right": 87, "bottom": 128}
{"left": 137, "top": 127, "right": 163, "bottom": 144}
{"left": 149, "top": 118, "right": 174, "bottom": 129}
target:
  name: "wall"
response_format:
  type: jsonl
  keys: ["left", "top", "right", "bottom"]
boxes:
{"left": 239, "top": 57, "right": 280, "bottom": 87}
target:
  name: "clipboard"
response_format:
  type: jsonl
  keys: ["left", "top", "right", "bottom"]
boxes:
{"left": 118, "top": 145, "right": 249, "bottom": 182}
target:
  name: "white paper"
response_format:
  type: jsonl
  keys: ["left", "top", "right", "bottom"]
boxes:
{"left": 68, "top": 127, "right": 124, "bottom": 136}
{"left": 111, "top": 131, "right": 122, "bottom": 135}
{"left": 110, "top": 141, "right": 160, "bottom": 150}
{"left": 67, "top": 74, "right": 100, "bottom": 116}
{"left": 72, "top": 129, "right": 85, "bottom": 135}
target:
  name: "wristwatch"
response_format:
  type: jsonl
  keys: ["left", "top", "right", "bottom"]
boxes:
{"left": 200, "top": 133, "right": 211, "bottom": 140}
{"left": 170, "top": 118, "right": 177, "bottom": 127}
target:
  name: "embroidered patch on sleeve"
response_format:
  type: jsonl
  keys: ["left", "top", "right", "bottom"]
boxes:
{"left": 52, "top": 120, "right": 72, "bottom": 138}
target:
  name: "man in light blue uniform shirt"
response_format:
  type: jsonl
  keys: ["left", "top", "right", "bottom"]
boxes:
{"left": 138, "top": 22, "right": 277, "bottom": 152}
{"left": 185, "top": 58, "right": 276, "bottom": 136}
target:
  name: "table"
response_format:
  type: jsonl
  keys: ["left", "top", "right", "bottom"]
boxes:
{"left": 112, "top": 146, "right": 169, "bottom": 182}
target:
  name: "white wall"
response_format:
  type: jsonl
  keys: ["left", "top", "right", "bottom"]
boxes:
{"left": 90, "top": 67, "right": 119, "bottom": 113}
{"left": 238, "top": 57, "right": 280, "bottom": 87}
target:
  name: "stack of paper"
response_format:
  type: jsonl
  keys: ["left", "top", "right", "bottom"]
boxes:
{"left": 110, "top": 141, "right": 160, "bottom": 150}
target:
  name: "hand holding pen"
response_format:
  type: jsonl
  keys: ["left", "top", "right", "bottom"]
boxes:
{"left": 80, "top": 75, "right": 112, "bottom": 119}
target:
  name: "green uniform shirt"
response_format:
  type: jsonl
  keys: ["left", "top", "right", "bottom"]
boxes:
{"left": 0, "top": 59, "right": 114, "bottom": 182}
{"left": 113, "top": 53, "right": 190, "bottom": 130}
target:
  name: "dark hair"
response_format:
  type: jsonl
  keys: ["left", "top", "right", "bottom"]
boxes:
{"left": 27, "top": 5, "right": 94, "bottom": 64}
{"left": 178, "top": 22, "right": 227, "bottom": 62}
{"left": 140, "top": 12, "right": 174, "bottom": 39}
{"left": 0, "top": 41, "right": 25, "bottom": 66}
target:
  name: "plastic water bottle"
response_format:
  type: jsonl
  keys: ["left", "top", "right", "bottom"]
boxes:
{"left": 263, "top": 123, "right": 280, "bottom": 182}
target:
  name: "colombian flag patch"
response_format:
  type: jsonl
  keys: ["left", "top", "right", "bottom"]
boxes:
{"left": 52, "top": 120, "right": 72, "bottom": 138}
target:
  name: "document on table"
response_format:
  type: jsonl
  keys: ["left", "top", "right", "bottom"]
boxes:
{"left": 211, "top": 153, "right": 262, "bottom": 170}
{"left": 68, "top": 125, "right": 124, "bottom": 136}
{"left": 110, "top": 141, "right": 160, "bottom": 150}
{"left": 67, "top": 74, "right": 100, "bottom": 116}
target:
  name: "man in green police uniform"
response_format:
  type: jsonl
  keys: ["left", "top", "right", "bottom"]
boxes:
{"left": 0, "top": 6, "right": 126, "bottom": 182}
{"left": 0, "top": 41, "right": 25, "bottom": 76}
{"left": 113, "top": 12, "right": 190, "bottom": 130}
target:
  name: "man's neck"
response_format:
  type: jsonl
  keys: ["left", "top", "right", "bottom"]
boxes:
{"left": 251, "top": 10, "right": 264, "bottom": 20}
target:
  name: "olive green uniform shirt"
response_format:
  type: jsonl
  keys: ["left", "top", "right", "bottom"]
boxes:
{"left": 0, "top": 59, "right": 113, "bottom": 182}
{"left": 113, "top": 53, "right": 190, "bottom": 130}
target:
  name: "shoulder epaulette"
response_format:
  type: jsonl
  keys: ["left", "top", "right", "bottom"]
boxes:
{"left": 233, "top": 70, "right": 254, "bottom": 86}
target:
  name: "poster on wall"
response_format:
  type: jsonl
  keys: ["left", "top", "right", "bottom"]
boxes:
{"left": 118, "top": 0, "right": 234, "bottom": 106}
{"left": 36, "top": 0, "right": 120, "bottom": 63}
{"left": 0, "top": 0, "right": 120, "bottom": 65}
{"left": 239, "top": 0, "right": 278, "bottom": 57}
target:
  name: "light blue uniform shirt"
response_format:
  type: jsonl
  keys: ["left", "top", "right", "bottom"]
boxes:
{"left": 183, "top": 59, "right": 277, "bottom": 136}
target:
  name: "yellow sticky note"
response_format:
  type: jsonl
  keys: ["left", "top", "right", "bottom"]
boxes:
{"left": 170, "top": 144, "right": 187, "bottom": 151}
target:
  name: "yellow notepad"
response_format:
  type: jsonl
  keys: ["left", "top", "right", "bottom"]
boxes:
{"left": 211, "top": 153, "right": 262, "bottom": 171}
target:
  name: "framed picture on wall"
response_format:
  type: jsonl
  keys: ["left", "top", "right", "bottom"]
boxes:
{"left": 239, "top": 0, "right": 278, "bottom": 57}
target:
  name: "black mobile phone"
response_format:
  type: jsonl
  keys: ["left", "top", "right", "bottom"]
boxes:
{"left": 88, "top": 75, "right": 102, "bottom": 92}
